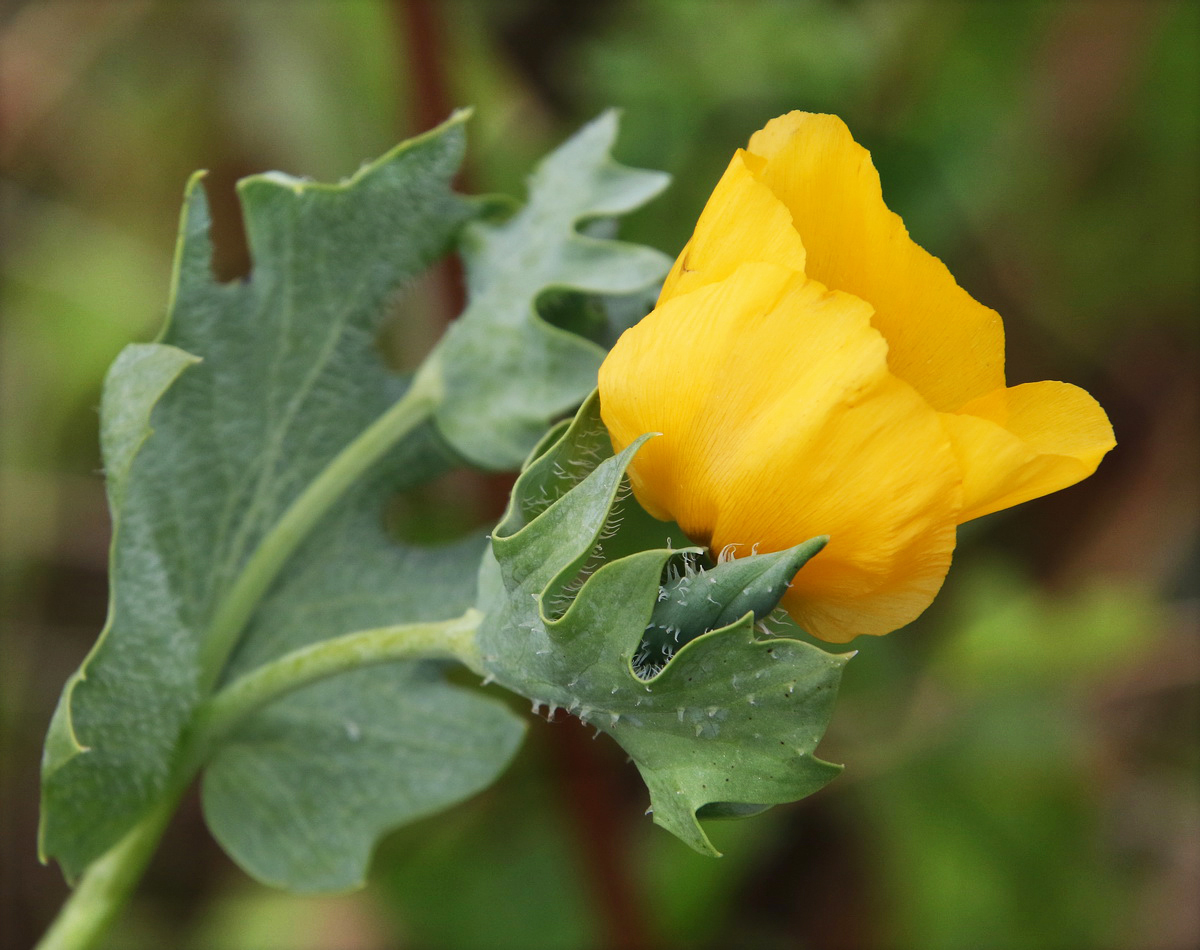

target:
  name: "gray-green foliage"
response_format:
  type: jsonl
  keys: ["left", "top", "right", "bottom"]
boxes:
{"left": 637, "top": 536, "right": 830, "bottom": 676}
{"left": 42, "top": 106, "right": 850, "bottom": 895}
{"left": 477, "top": 395, "right": 849, "bottom": 855}
{"left": 202, "top": 663, "right": 523, "bottom": 893}
{"left": 427, "top": 111, "right": 671, "bottom": 468}
{"left": 40, "top": 112, "right": 671, "bottom": 890}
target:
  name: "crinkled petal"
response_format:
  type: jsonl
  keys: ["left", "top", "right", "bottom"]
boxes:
{"left": 746, "top": 112, "right": 1005, "bottom": 413}
{"left": 658, "top": 150, "right": 807, "bottom": 304}
{"left": 941, "top": 381, "right": 1116, "bottom": 523}
{"left": 600, "top": 263, "right": 962, "bottom": 642}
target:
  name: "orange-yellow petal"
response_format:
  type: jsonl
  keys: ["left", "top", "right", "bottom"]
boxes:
{"left": 599, "top": 263, "right": 963, "bottom": 643}
{"left": 940, "top": 381, "right": 1116, "bottom": 523}
{"left": 745, "top": 112, "right": 1005, "bottom": 413}
{"left": 658, "top": 150, "right": 807, "bottom": 304}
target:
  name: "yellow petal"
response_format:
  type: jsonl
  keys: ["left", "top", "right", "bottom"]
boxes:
{"left": 941, "top": 381, "right": 1116, "bottom": 523}
{"left": 746, "top": 112, "right": 1006, "bottom": 412}
{"left": 658, "top": 150, "right": 807, "bottom": 304}
{"left": 599, "top": 263, "right": 962, "bottom": 643}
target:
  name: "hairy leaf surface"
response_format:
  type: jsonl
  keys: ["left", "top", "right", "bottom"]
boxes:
{"left": 476, "top": 395, "right": 849, "bottom": 854}
{"left": 41, "top": 111, "right": 674, "bottom": 888}
{"left": 40, "top": 115, "right": 493, "bottom": 879}
{"left": 428, "top": 111, "right": 672, "bottom": 468}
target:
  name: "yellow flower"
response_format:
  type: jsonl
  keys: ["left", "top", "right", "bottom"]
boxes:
{"left": 598, "top": 112, "right": 1115, "bottom": 643}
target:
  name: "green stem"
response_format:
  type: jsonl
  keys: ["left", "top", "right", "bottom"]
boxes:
{"left": 40, "top": 366, "right": 464, "bottom": 950}
{"left": 191, "top": 610, "right": 485, "bottom": 748}
{"left": 36, "top": 609, "right": 484, "bottom": 950}
{"left": 35, "top": 792, "right": 181, "bottom": 950}
{"left": 198, "top": 365, "right": 443, "bottom": 691}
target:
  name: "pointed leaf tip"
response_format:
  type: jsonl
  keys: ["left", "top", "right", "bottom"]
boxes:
{"left": 639, "top": 537, "right": 828, "bottom": 669}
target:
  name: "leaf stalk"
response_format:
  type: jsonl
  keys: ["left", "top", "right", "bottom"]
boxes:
{"left": 36, "top": 607, "right": 483, "bottom": 950}
{"left": 191, "top": 609, "right": 486, "bottom": 748}
{"left": 198, "top": 366, "right": 444, "bottom": 690}
{"left": 34, "top": 793, "right": 180, "bottom": 950}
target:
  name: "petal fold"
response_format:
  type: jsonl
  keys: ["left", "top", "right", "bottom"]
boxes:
{"left": 746, "top": 112, "right": 1006, "bottom": 412}
{"left": 941, "top": 381, "right": 1117, "bottom": 523}
{"left": 658, "top": 150, "right": 807, "bottom": 304}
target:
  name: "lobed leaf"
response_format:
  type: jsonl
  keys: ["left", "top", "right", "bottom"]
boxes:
{"left": 427, "top": 110, "right": 673, "bottom": 469}
{"left": 41, "top": 110, "right": 675, "bottom": 889}
{"left": 41, "top": 115, "right": 510, "bottom": 883}
{"left": 203, "top": 663, "right": 523, "bottom": 893}
{"left": 476, "top": 395, "right": 849, "bottom": 855}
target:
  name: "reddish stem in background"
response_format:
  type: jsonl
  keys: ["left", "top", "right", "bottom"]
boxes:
{"left": 543, "top": 718, "right": 658, "bottom": 950}
{"left": 390, "top": 8, "right": 655, "bottom": 947}
{"left": 393, "top": 0, "right": 466, "bottom": 321}
{"left": 392, "top": 0, "right": 511, "bottom": 523}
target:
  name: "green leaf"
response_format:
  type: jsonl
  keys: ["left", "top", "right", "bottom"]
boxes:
{"left": 637, "top": 536, "right": 829, "bottom": 676}
{"left": 202, "top": 663, "right": 523, "bottom": 893}
{"left": 40, "top": 343, "right": 201, "bottom": 858}
{"left": 98, "top": 344, "right": 202, "bottom": 510}
{"left": 427, "top": 110, "right": 672, "bottom": 469}
{"left": 476, "top": 395, "right": 849, "bottom": 855}
{"left": 199, "top": 430, "right": 526, "bottom": 891}
{"left": 220, "top": 430, "right": 485, "bottom": 680}
{"left": 42, "top": 109, "right": 674, "bottom": 891}
{"left": 40, "top": 114, "right": 523, "bottom": 883}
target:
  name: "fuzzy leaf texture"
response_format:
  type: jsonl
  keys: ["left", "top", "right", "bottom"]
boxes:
{"left": 426, "top": 110, "right": 672, "bottom": 468}
{"left": 40, "top": 112, "right": 671, "bottom": 890}
{"left": 476, "top": 394, "right": 849, "bottom": 855}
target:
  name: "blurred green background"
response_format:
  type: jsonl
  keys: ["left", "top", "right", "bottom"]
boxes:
{"left": 2, "top": 1, "right": 1197, "bottom": 948}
